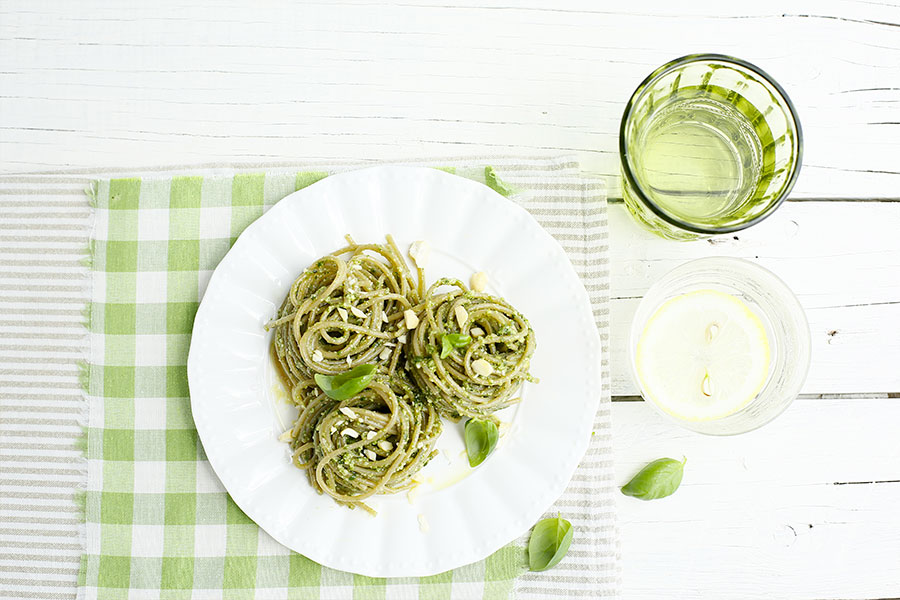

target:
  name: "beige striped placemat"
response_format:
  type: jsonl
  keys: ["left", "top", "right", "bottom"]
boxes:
{"left": 0, "top": 178, "right": 89, "bottom": 599}
{"left": 0, "top": 155, "right": 618, "bottom": 599}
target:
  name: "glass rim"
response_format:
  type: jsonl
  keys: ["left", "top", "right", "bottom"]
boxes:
{"left": 619, "top": 53, "right": 804, "bottom": 235}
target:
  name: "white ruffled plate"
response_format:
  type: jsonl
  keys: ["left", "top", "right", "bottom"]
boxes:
{"left": 188, "top": 166, "right": 601, "bottom": 577}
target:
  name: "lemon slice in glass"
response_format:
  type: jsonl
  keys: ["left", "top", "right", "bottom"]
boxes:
{"left": 635, "top": 289, "right": 771, "bottom": 421}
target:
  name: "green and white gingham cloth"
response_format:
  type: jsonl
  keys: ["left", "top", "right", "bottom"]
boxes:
{"left": 74, "top": 158, "right": 616, "bottom": 599}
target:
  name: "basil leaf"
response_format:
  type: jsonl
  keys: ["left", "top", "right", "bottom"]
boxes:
{"left": 484, "top": 166, "right": 517, "bottom": 197}
{"left": 620, "top": 457, "right": 686, "bottom": 500}
{"left": 314, "top": 364, "right": 377, "bottom": 401}
{"left": 528, "top": 514, "right": 573, "bottom": 572}
{"left": 464, "top": 418, "right": 499, "bottom": 467}
{"left": 440, "top": 333, "right": 471, "bottom": 359}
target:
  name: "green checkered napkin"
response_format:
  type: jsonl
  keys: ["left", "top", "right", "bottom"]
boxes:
{"left": 80, "top": 168, "right": 537, "bottom": 600}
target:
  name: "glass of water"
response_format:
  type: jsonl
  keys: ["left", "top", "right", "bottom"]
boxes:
{"left": 629, "top": 257, "right": 811, "bottom": 435}
{"left": 620, "top": 54, "right": 803, "bottom": 240}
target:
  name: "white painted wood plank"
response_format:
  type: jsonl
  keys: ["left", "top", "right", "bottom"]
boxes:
{"left": 610, "top": 202, "right": 900, "bottom": 396}
{"left": 613, "top": 397, "right": 900, "bottom": 600}
{"left": 1, "top": 0, "right": 898, "bottom": 200}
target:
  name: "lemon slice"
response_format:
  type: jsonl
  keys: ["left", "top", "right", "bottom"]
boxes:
{"left": 635, "top": 289, "right": 771, "bottom": 421}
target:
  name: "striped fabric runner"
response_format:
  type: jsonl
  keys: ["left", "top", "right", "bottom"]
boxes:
{"left": 0, "top": 156, "right": 618, "bottom": 599}
{"left": 0, "top": 176, "right": 90, "bottom": 598}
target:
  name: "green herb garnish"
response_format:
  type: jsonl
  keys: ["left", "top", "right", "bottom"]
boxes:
{"left": 314, "top": 364, "right": 377, "bottom": 401}
{"left": 528, "top": 514, "right": 573, "bottom": 572}
{"left": 440, "top": 333, "right": 471, "bottom": 358}
{"left": 484, "top": 166, "right": 517, "bottom": 197}
{"left": 464, "top": 418, "right": 499, "bottom": 467}
{"left": 621, "top": 457, "right": 686, "bottom": 501}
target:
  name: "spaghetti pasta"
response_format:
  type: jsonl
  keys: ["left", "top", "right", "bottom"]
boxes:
{"left": 407, "top": 278, "right": 536, "bottom": 420}
{"left": 269, "top": 235, "right": 418, "bottom": 385}
{"left": 285, "top": 373, "right": 440, "bottom": 515}
{"left": 269, "top": 237, "right": 536, "bottom": 512}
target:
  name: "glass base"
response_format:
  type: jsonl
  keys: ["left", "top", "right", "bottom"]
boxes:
{"left": 623, "top": 183, "right": 707, "bottom": 241}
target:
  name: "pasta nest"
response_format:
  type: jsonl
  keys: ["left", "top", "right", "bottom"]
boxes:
{"left": 407, "top": 278, "right": 536, "bottom": 420}
{"left": 270, "top": 238, "right": 418, "bottom": 385}
{"left": 286, "top": 375, "right": 441, "bottom": 514}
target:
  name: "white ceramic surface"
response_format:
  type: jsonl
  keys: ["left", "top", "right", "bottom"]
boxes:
{"left": 187, "top": 166, "right": 601, "bottom": 577}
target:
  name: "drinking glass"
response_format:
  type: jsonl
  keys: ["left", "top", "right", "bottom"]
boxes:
{"left": 629, "top": 257, "right": 810, "bottom": 435}
{"left": 620, "top": 54, "right": 803, "bottom": 240}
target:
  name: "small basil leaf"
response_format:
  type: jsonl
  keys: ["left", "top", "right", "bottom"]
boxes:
{"left": 314, "top": 364, "right": 377, "bottom": 401}
{"left": 464, "top": 418, "right": 499, "bottom": 467}
{"left": 484, "top": 166, "right": 517, "bottom": 197}
{"left": 440, "top": 333, "right": 471, "bottom": 359}
{"left": 448, "top": 333, "right": 471, "bottom": 347}
{"left": 621, "top": 457, "right": 686, "bottom": 501}
{"left": 528, "top": 515, "right": 573, "bottom": 572}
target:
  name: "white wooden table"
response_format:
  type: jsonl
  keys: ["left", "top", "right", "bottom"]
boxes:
{"left": 1, "top": 1, "right": 899, "bottom": 598}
